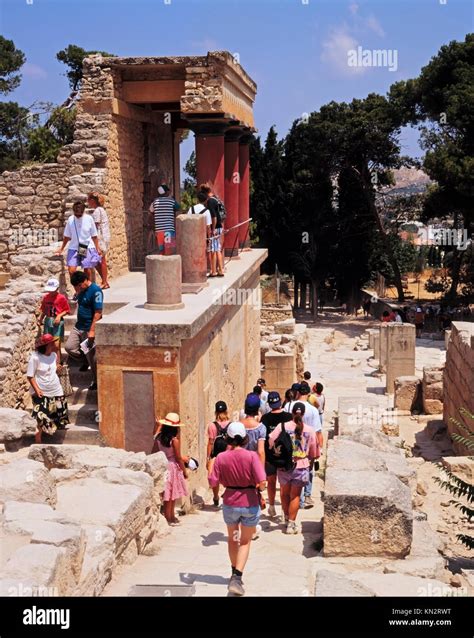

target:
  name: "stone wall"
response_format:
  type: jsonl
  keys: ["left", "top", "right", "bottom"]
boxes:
{"left": 261, "top": 304, "right": 293, "bottom": 324}
{"left": 0, "top": 164, "right": 69, "bottom": 272}
{"left": 443, "top": 322, "right": 474, "bottom": 455}
{"left": 0, "top": 444, "right": 169, "bottom": 596}
{"left": 105, "top": 115, "right": 145, "bottom": 273}
{"left": 0, "top": 247, "right": 65, "bottom": 408}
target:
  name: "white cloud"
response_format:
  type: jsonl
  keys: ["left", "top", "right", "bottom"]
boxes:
{"left": 366, "top": 15, "right": 385, "bottom": 37}
{"left": 349, "top": 2, "right": 359, "bottom": 15}
{"left": 22, "top": 63, "right": 48, "bottom": 80}
{"left": 321, "top": 27, "right": 365, "bottom": 75}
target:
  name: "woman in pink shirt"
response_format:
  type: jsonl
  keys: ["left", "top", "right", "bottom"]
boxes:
{"left": 269, "top": 402, "right": 318, "bottom": 535}
{"left": 208, "top": 422, "right": 266, "bottom": 597}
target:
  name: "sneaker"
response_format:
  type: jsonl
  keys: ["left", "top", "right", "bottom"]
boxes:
{"left": 285, "top": 521, "right": 299, "bottom": 535}
{"left": 268, "top": 505, "right": 277, "bottom": 518}
{"left": 213, "top": 497, "right": 219, "bottom": 508}
{"left": 228, "top": 574, "right": 245, "bottom": 596}
{"left": 304, "top": 496, "right": 314, "bottom": 509}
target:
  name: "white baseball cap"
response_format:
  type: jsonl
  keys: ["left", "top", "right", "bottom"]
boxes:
{"left": 227, "top": 422, "right": 246, "bottom": 439}
{"left": 44, "top": 278, "right": 60, "bottom": 292}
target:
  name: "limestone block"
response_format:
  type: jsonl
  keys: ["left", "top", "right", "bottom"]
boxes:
{"left": 324, "top": 469, "right": 412, "bottom": 558}
{"left": 410, "top": 519, "right": 445, "bottom": 558}
{"left": 344, "top": 428, "right": 400, "bottom": 453}
{"left": 383, "top": 556, "right": 447, "bottom": 580}
{"left": 441, "top": 456, "right": 474, "bottom": 483}
{"left": 423, "top": 368, "right": 444, "bottom": 384}
{"left": 340, "top": 572, "right": 456, "bottom": 597}
{"left": 423, "top": 399, "right": 443, "bottom": 415}
{"left": 49, "top": 468, "right": 88, "bottom": 483}
{"left": 27, "top": 522, "right": 86, "bottom": 580}
{"left": 73, "top": 524, "right": 115, "bottom": 596}
{"left": 424, "top": 382, "right": 443, "bottom": 401}
{"left": 28, "top": 444, "right": 89, "bottom": 469}
{"left": 2, "top": 500, "right": 73, "bottom": 526}
{"left": 314, "top": 570, "right": 375, "bottom": 597}
{"left": 274, "top": 318, "right": 295, "bottom": 334}
{"left": 394, "top": 376, "right": 420, "bottom": 412}
{"left": 120, "top": 451, "right": 147, "bottom": 472}
{"left": 0, "top": 407, "right": 36, "bottom": 442}
{"left": 91, "top": 467, "right": 153, "bottom": 496}
{"left": 144, "top": 451, "right": 168, "bottom": 481}
{"left": 0, "top": 459, "right": 56, "bottom": 506}
{"left": 327, "top": 439, "right": 387, "bottom": 472}
{"left": 3, "top": 544, "right": 75, "bottom": 596}
{"left": 336, "top": 396, "right": 381, "bottom": 436}
{"left": 56, "top": 478, "right": 149, "bottom": 556}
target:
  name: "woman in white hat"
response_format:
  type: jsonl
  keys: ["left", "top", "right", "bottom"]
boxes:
{"left": 153, "top": 413, "right": 190, "bottom": 526}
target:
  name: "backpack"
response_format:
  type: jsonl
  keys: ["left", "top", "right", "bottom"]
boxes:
{"left": 211, "top": 421, "right": 229, "bottom": 458}
{"left": 213, "top": 197, "right": 227, "bottom": 223}
{"left": 266, "top": 422, "right": 295, "bottom": 471}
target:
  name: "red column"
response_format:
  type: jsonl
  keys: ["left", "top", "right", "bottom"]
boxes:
{"left": 239, "top": 138, "right": 251, "bottom": 247}
{"left": 195, "top": 133, "right": 225, "bottom": 198}
{"left": 224, "top": 134, "right": 240, "bottom": 255}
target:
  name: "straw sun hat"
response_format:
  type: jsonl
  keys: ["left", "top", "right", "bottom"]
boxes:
{"left": 157, "top": 412, "right": 186, "bottom": 427}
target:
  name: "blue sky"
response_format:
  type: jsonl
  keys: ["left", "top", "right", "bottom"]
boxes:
{"left": 1, "top": 0, "right": 472, "bottom": 169}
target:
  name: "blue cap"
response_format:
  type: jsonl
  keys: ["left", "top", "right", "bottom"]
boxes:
{"left": 291, "top": 383, "right": 301, "bottom": 393}
{"left": 245, "top": 393, "right": 261, "bottom": 413}
{"left": 268, "top": 391, "right": 282, "bottom": 409}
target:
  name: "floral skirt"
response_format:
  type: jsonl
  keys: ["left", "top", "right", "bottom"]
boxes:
{"left": 163, "top": 460, "right": 188, "bottom": 502}
{"left": 32, "top": 395, "right": 69, "bottom": 436}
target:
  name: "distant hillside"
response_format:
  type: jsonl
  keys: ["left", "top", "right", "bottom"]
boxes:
{"left": 381, "top": 168, "right": 432, "bottom": 198}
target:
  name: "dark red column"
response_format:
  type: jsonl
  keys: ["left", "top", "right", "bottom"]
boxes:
{"left": 239, "top": 137, "right": 251, "bottom": 247}
{"left": 224, "top": 131, "right": 241, "bottom": 255}
{"left": 195, "top": 130, "right": 225, "bottom": 199}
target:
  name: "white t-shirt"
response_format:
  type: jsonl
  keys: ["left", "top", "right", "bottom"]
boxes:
{"left": 64, "top": 213, "right": 98, "bottom": 250}
{"left": 316, "top": 393, "right": 325, "bottom": 414}
{"left": 187, "top": 204, "right": 212, "bottom": 228}
{"left": 284, "top": 399, "right": 322, "bottom": 432}
{"left": 27, "top": 352, "right": 63, "bottom": 397}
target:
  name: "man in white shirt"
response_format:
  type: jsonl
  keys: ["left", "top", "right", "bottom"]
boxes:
{"left": 256, "top": 378, "right": 268, "bottom": 403}
{"left": 55, "top": 200, "right": 102, "bottom": 279}
{"left": 188, "top": 191, "right": 212, "bottom": 271}
{"left": 284, "top": 382, "right": 322, "bottom": 509}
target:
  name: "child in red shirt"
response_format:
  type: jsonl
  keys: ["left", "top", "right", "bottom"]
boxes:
{"left": 38, "top": 278, "right": 70, "bottom": 365}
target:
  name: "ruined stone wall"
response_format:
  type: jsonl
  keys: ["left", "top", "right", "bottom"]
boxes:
{"left": 261, "top": 304, "right": 293, "bottom": 324}
{"left": 0, "top": 164, "right": 69, "bottom": 273}
{"left": 443, "top": 322, "right": 474, "bottom": 455}
{"left": 105, "top": 115, "right": 144, "bottom": 273}
{"left": 0, "top": 247, "right": 65, "bottom": 408}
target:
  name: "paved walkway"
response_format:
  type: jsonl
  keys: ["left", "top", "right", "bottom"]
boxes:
{"left": 102, "top": 315, "right": 446, "bottom": 597}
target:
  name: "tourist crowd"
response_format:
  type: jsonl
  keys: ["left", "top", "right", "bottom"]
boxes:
{"left": 152, "top": 374, "right": 326, "bottom": 596}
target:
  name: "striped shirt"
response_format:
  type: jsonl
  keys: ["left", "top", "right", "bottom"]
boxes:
{"left": 151, "top": 197, "right": 180, "bottom": 233}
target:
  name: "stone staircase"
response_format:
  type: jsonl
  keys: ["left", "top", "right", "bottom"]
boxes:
{"left": 25, "top": 300, "right": 103, "bottom": 446}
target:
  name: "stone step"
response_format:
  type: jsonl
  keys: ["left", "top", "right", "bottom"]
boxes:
{"left": 66, "top": 402, "right": 99, "bottom": 426}
{"left": 45, "top": 422, "right": 102, "bottom": 446}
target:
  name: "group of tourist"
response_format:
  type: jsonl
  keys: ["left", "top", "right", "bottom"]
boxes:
{"left": 152, "top": 373, "right": 326, "bottom": 596}
{"left": 151, "top": 182, "right": 227, "bottom": 277}
{"left": 27, "top": 269, "right": 103, "bottom": 443}
{"left": 379, "top": 302, "right": 471, "bottom": 338}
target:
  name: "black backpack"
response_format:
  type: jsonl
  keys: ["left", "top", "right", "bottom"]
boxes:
{"left": 215, "top": 197, "right": 227, "bottom": 223}
{"left": 211, "top": 421, "right": 229, "bottom": 458}
{"left": 265, "top": 422, "right": 295, "bottom": 471}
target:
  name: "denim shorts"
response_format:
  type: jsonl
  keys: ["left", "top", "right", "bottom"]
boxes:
{"left": 222, "top": 504, "right": 261, "bottom": 527}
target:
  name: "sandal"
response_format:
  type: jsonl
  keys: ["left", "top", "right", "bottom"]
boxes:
{"left": 101, "top": 283, "right": 110, "bottom": 290}
{"left": 208, "top": 273, "right": 218, "bottom": 278}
